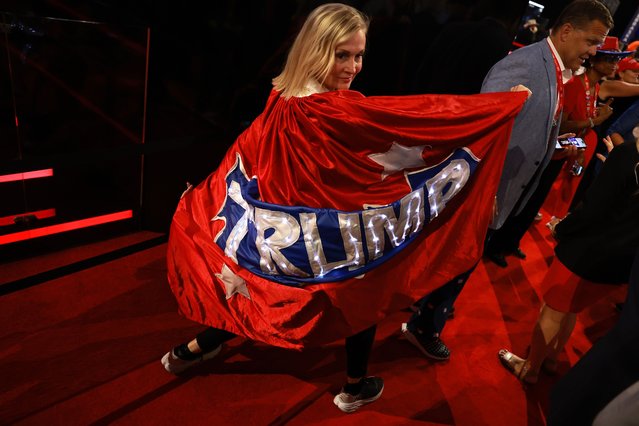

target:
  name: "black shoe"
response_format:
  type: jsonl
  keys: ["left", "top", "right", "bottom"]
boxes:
{"left": 511, "top": 247, "right": 526, "bottom": 259}
{"left": 333, "top": 376, "right": 384, "bottom": 413}
{"left": 445, "top": 306, "right": 455, "bottom": 319}
{"left": 401, "top": 323, "right": 450, "bottom": 360}
{"left": 485, "top": 252, "right": 508, "bottom": 268}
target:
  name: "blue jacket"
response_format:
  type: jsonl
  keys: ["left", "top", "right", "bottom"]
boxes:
{"left": 607, "top": 97, "right": 639, "bottom": 143}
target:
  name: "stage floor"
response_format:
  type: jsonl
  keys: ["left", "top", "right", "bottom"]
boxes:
{"left": 0, "top": 220, "right": 625, "bottom": 425}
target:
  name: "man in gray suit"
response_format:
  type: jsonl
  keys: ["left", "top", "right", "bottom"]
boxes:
{"left": 482, "top": 0, "right": 612, "bottom": 266}
{"left": 402, "top": 0, "right": 612, "bottom": 361}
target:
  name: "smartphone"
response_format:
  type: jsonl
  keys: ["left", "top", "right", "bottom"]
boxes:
{"left": 556, "top": 137, "right": 587, "bottom": 150}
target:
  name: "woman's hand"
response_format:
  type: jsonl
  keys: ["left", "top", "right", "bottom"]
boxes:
{"left": 595, "top": 135, "right": 614, "bottom": 162}
{"left": 594, "top": 103, "right": 614, "bottom": 125}
{"left": 510, "top": 84, "right": 532, "bottom": 99}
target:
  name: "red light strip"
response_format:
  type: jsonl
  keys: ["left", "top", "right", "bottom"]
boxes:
{"left": 0, "top": 169, "right": 54, "bottom": 183}
{"left": 0, "top": 210, "right": 133, "bottom": 245}
{"left": 0, "top": 208, "right": 57, "bottom": 226}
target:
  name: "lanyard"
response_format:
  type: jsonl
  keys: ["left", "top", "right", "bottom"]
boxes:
{"left": 549, "top": 47, "right": 565, "bottom": 126}
{"left": 582, "top": 74, "right": 598, "bottom": 119}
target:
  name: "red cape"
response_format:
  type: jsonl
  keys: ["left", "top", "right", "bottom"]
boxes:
{"left": 167, "top": 89, "right": 527, "bottom": 349}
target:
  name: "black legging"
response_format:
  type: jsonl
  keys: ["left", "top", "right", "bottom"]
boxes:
{"left": 345, "top": 325, "right": 376, "bottom": 378}
{"left": 195, "top": 324, "right": 377, "bottom": 379}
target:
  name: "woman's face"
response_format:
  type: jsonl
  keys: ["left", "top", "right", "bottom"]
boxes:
{"left": 323, "top": 30, "right": 366, "bottom": 91}
{"left": 591, "top": 55, "right": 619, "bottom": 78}
{"left": 620, "top": 69, "right": 639, "bottom": 84}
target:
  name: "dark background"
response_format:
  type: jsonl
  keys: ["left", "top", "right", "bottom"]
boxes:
{"left": 0, "top": 0, "right": 636, "bottom": 248}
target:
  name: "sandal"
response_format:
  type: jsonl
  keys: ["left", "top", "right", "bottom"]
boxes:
{"left": 498, "top": 349, "right": 538, "bottom": 384}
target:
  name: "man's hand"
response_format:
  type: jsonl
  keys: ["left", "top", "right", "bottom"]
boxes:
{"left": 553, "top": 144, "right": 579, "bottom": 159}
{"left": 510, "top": 84, "right": 532, "bottom": 99}
{"left": 552, "top": 133, "right": 579, "bottom": 160}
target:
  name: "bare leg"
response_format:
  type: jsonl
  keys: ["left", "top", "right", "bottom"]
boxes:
{"left": 526, "top": 303, "right": 569, "bottom": 377}
{"left": 499, "top": 304, "right": 570, "bottom": 383}
{"left": 544, "top": 312, "right": 577, "bottom": 373}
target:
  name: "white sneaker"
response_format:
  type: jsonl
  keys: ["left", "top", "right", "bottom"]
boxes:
{"left": 333, "top": 376, "right": 384, "bottom": 413}
{"left": 161, "top": 345, "right": 222, "bottom": 375}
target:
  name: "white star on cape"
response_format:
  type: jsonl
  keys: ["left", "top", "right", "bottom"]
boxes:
{"left": 216, "top": 264, "right": 251, "bottom": 300}
{"left": 368, "top": 141, "right": 428, "bottom": 180}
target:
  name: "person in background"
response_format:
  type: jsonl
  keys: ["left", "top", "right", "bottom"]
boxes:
{"left": 543, "top": 37, "right": 630, "bottom": 221}
{"left": 617, "top": 56, "right": 639, "bottom": 84}
{"left": 515, "top": 17, "right": 546, "bottom": 46}
{"left": 548, "top": 247, "right": 639, "bottom": 425}
{"left": 480, "top": 0, "right": 612, "bottom": 269}
{"left": 598, "top": 55, "right": 639, "bottom": 138}
{"left": 498, "top": 135, "right": 639, "bottom": 385}
{"left": 607, "top": 97, "right": 639, "bottom": 146}
{"left": 567, "top": 50, "right": 639, "bottom": 212}
{"left": 411, "top": 0, "right": 527, "bottom": 95}
{"left": 401, "top": 0, "right": 612, "bottom": 362}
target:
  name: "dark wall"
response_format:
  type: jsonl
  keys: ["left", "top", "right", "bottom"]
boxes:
{"left": 0, "top": 0, "right": 636, "bottom": 233}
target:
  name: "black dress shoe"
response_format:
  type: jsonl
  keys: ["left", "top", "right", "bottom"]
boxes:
{"left": 512, "top": 248, "right": 526, "bottom": 259}
{"left": 485, "top": 252, "right": 508, "bottom": 268}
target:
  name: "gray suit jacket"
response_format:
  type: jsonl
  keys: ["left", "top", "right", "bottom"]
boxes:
{"left": 481, "top": 39, "right": 561, "bottom": 229}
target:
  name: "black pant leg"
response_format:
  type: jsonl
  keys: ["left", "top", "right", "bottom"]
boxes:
{"left": 486, "top": 159, "right": 565, "bottom": 254}
{"left": 195, "top": 327, "right": 236, "bottom": 353}
{"left": 345, "top": 325, "right": 377, "bottom": 379}
{"left": 408, "top": 265, "right": 477, "bottom": 337}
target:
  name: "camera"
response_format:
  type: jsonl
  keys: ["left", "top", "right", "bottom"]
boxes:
{"left": 570, "top": 162, "right": 583, "bottom": 176}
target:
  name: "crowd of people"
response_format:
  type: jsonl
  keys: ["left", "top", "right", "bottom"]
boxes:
{"left": 159, "top": 1, "right": 639, "bottom": 422}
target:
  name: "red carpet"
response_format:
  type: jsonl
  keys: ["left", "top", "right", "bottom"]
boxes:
{"left": 0, "top": 217, "right": 625, "bottom": 425}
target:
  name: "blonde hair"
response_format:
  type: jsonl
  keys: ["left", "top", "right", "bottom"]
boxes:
{"left": 272, "top": 3, "right": 369, "bottom": 98}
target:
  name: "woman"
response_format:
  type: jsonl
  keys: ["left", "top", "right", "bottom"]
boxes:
{"left": 161, "top": 2, "right": 528, "bottom": 413}
{"left": 617, "top": 56, "right": 639, "bottom": 85}
{"left": 498, "top": 134, "right": 639, "bottom": 384}
{"left": 162, "top": 4, "right": 382, "bottom": 413}
{"left": 602, "top": 56, "right": 639, "bottom": 136}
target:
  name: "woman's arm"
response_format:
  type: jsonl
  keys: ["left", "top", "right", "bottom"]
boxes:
{"left": 599, "top": 79, "right": 639, "bottom": 99}
{"left": 559, "top": 99, "right": 613, "bottom": 134}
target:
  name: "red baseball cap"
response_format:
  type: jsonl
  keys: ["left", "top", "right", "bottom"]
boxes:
{"left": 617, "top": 57, "right": 639, "bottom": 73}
